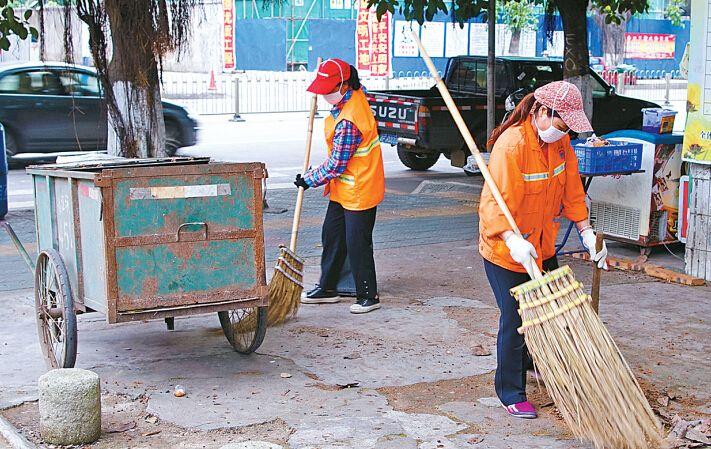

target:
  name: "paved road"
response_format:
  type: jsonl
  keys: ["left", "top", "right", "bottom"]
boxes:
{"left": 6, "top": 112, "right": 465, "bottom": 210}
{"left": 1, "top": 112, "right": 479, "bottom": 292}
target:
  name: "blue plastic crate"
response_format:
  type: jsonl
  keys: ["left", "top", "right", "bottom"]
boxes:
{"left": 572, "top": 139, "right": 643, "bottom": 175}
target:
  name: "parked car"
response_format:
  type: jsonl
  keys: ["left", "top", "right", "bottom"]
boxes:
{"left": 0, "top": 62, "right": 198, "bottom": 165}
{"left": 367, "top": 56, "right": 660, "bottom": 171}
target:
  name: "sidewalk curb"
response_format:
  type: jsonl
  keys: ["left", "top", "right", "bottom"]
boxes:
{"left": 0, "top": 415, "right": 36, "bottom": 449}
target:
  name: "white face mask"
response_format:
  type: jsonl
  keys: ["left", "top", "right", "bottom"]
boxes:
{"left": 534, "top": 82, "right": 571, "bottom": 143}
{"left": 323, "top": 87, "right": 344, "bottom": 105}
{"left": 535, "top": 111, "right": 567, "bottom": 143}
{"left": 321, "top": 59, "right": 346, "bottom": 105}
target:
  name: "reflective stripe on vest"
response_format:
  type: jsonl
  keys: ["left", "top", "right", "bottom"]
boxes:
{"left": 337, "top": 173, "right": 356, "bottom": 185}
{"left": 354, "top": 136, "right": 381, "bottom": 158}
{"left": 553, "top": 161, "right": 566, "bottom": 177}
{"left": 522, "top": 162, "right": 566, "bottom": 182}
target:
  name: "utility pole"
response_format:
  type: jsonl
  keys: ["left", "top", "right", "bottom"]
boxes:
{"left": 486, "top": 0, "right": 496, "bottom": 145}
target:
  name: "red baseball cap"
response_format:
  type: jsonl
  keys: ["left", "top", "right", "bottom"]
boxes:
{"left": 534, "top": 81, "right": 593, "bottom": 133}
{"left": 307, "top": 59, "right": 351, "bottom": 94}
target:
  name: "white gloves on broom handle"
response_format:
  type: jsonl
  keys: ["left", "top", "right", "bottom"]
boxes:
{"left": 504, "top": 233, "right": 538, "bottom": 275}
{"left": 581, "top": 228, "right": 608, "bottom": 269}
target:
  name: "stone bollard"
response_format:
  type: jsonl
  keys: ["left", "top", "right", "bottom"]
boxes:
{"left": 38, "top": 369, "right": 102, "bottom": 445}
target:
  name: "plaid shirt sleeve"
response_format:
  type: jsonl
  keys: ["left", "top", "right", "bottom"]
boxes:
{"left": 303, "top": 120, "right": 362, "bottom": 188}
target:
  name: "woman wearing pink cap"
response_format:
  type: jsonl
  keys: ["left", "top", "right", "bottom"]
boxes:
{"left": 479, "top": 81, "right": 609, "bottom": 419}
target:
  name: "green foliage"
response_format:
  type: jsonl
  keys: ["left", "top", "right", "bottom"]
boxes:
{"left": 0, "top": 0, "right": 37, "bottom": 51}
{"left": 497, "top": 0, "right": 537, "bottom": 32}
{"left": 591, "top": 0, "right": 648, "bottom": 24}
{"left": 367, "top": 0, "right": 649, "bottom": 25}
{"left": 664, "top": 0, "right": 685, "bottom": 28}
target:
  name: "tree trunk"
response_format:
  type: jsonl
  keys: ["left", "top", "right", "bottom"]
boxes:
{"left": 105, "top": 0, "right": 166, "bottom": 158}
{"left": 557, "top": 0, "right": 593, "bottom": 130}
{"left": 509, "top": 29, "right": 521, "bottom": 55}
{"left": 106, "top": 80, "right": 166, "bottom": 158}
{"left": 591, "top": 9, "right": 629, "bottom": 68}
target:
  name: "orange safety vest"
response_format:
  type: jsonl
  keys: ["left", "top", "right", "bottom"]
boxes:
{"left": 323, "top": 89, "right": 385, "bottom": 211}
{"left": 478, "top": 117, "right": 589, "bottom": 273}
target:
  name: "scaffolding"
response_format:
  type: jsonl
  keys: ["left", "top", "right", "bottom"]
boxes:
{"left": 235, "top": 0, "right": 356, "bottom": 70}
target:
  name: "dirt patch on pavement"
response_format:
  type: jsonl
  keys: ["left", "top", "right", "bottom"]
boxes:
{"left": 2, "top": 393, "right": 293, "bottom": 449}
{"left": 377, "top": 372, "right": 576, "bottom": 441}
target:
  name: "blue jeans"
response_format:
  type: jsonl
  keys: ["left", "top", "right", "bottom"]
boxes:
{"left": 483, "top": 257, "right": 559, "bottom": 406}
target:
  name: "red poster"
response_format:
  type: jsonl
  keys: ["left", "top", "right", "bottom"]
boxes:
{"left": 223, "top": 0, "right": 235, "bottom": 70}
{"left": 625, "top": 33, "right": 676, "bottom": 60}
{"left": 355, "top": 0, "right": 390, "bottom": 76}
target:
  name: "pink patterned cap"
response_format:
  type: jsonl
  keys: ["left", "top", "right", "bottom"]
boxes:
{"left": 534, "top": 81, "right": 593, "bottom": 133}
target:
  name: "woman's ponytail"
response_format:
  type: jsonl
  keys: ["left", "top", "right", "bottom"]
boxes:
{"left": 486, "top": 93, "right": 541, "bottom": 150}
{"left": 348, "top": 65, "right": 362, "bottom": 90}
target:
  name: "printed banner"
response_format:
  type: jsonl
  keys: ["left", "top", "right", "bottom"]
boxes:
{"left": 420, "top": 22, "right": 445, "bottom": 58}
{"left": 625, "top": 33, "right": 676, "bottom": 60}
{"left": 445, "top": 23, "right": 468, "bottom": 58}
{"left": 223, "top": 0, "right": 235, "bottom": 70}
{"left": 355, "top": 0, "right": 391, "bottom": 76}
{"left": 393, "top": 21, "right": 419, "bottom": 57}
{"left": 469, "top": 23, "right": 488, "bottom": 56}
{"left": 683, "top": 0, "right": 711, "bottom": 163}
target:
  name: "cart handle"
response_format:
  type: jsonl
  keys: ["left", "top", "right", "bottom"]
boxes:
{"left": 176, "top": 222, "right": 208, "bottom": 242}
{"left": 0, "top": 220, "right": 35, "bottom": 272}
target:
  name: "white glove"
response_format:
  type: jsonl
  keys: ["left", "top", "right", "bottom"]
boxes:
{"left": 504, "top": 233, "right": 538, "bottom": 273}
{"left": 581, "top": 228, "right": 608, "bottom": 269}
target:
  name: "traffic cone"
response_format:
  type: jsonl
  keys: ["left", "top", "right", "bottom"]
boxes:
{"left": 208, "top": 70, "right": 217, "bottom": 91}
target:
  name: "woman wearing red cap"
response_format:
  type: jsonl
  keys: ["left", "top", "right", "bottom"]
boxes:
{"left": 479, "top": 81, "right": 608, "bottom": 418}
{"left": 295, "top": 58, "right": 385, "bottom": 314}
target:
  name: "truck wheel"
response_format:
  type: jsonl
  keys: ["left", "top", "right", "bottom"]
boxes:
{"left": 397, "top": 146, "right": 439, "bottom": 171}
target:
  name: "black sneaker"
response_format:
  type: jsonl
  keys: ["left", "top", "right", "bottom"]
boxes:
{"left": 301, "top": 285, "right": 340, "bottom": 304}
{"left": 349, "top": 297, "right": 381, "bottom": 314}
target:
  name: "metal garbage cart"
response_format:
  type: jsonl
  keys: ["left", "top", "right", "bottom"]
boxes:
{"left": 23, "top": 157, "right": 268, "bottom": 369}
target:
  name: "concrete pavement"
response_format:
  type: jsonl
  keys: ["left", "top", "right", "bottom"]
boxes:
{"left": 2, "top": 113, "right": 709, "bottom": 448}
{"left": 1, "top": 175, "right": 710, "bottom": 448}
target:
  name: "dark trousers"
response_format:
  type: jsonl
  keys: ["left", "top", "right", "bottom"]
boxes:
{"left": 483, "top": 256, "right": 559, "bottom": 406}
{"left": 319, "top": 201, "right": 378, "bottom": 299}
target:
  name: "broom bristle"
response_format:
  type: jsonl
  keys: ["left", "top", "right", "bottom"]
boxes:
{"left": 511, "top": 265, "right": 662, "bottom": 449}
{"left": 266, "top": 246, "right": 304, "bottom": 326}
{"left": 231, "top": 246, "right": 304, "bottom": 334}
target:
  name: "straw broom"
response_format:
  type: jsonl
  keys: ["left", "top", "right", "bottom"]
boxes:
{"left": 410, "top": 31, "right": 662, "bottom": 449}
{"left": 261, "top": 74, "right": 320, "bottom": 326}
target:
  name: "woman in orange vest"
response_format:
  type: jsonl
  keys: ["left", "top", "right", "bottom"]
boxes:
{"left": 295, "top": 58, "right": 385, "bottom": 314}
{"left": 479, "top": 81, "right": 608, "bottom": 419}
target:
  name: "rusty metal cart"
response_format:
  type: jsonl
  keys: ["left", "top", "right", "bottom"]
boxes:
{"left": 7, "top": 157, "right": 268, "bottom": 369}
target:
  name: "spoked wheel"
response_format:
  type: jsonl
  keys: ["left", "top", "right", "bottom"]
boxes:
{"left": 34, "top": 249, "right": 77, "bottom": 369}
{"left": 218, "top": 307, "right": 267, "bottom": 354}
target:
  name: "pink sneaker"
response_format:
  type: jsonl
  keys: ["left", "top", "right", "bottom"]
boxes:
{"left": 504, "top": 401, "right": 537, "bottom": 419}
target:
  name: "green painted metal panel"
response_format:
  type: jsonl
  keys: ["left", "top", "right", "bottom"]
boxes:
{"left": 77, "top": 180, "right": 107, "bottom": 312}
{"left": 115, "top": 239, "right": 257, "bottom": 302}
{"left": 53, "top": 178, "right": 80, "bottom": 299}
{"left": 112, "top": 173, "right": 256, "bottom": 238}
{"left": 33, "top": 175, "right": 53, "bottom": 252}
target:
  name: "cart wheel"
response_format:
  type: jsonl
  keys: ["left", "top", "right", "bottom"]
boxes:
{"left": 34, "top": 249, "right": 77, "bottom": 369}
{"left": 218, "top": 307, "right": 267, "bottom": 354}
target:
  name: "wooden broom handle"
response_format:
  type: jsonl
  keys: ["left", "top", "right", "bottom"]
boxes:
{"left": 590, "top": 232, "right": 605, "bottom": 313}
{"left": 289, "top": 58, "right": 322, "bottom": 252}
{"left": 411, "top": 31, "right": 542, "bottom": 279}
